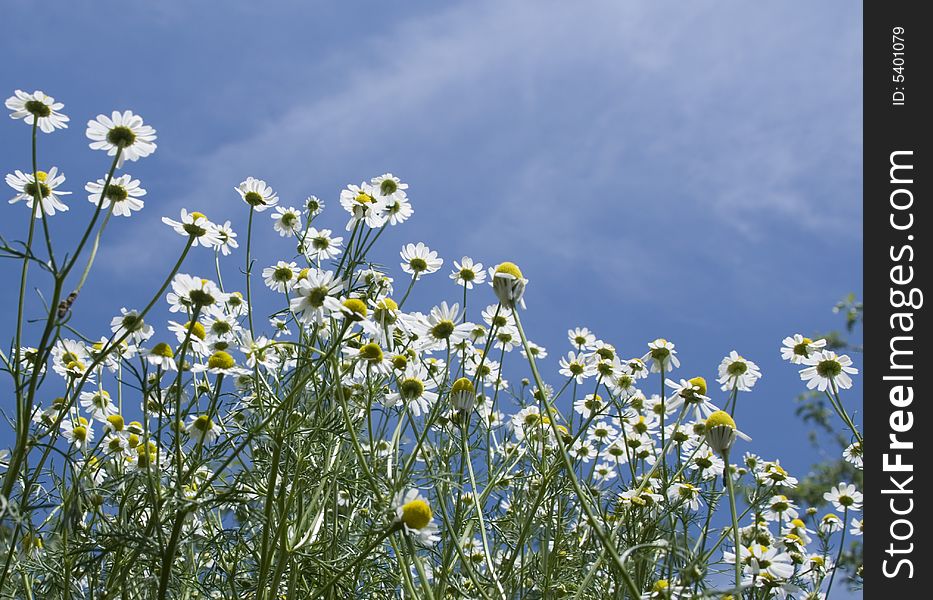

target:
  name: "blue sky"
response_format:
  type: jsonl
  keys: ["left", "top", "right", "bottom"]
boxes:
{"left": 2, "top": 1, "right": 862, "bottom": 481}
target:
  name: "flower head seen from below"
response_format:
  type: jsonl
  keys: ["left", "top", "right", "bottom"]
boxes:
{"left": 780, "top": 334, "right": 827, "bottom": 364}
{"left": 7, "top": 168, "right": 71, "bottom": 216}
{"left": 340, "top": 182, "right": 386, "bottom": 231}
{"left": 271, "top": 206, "right": 301, "bottom": 236}
{"left": 85, "top": 173, "right": 146, "bottom": 217}
{"left": 235, "top": 177, "right": 278, "bottom": 212}
{"left": 823, "top": 482, "right": 862, "bottom": 512}
{"left": 704, "top": 410, "right": 751, "bottom": 455}
{"left": 491, "top": 262, "right": 526, "bottom": 309}
{"left": 716, "top": 351, "right": 762, "bottom": 392}
{"left": 6, "top": 90, "right": 69, "bottom": 133}
{"left": 393, "top": 489, "right": 440, "bottom": 546}
{"left": 450, "top": 257, "right": 486, "bottom": 289}
{"left": 400, "top": 242, "right": 442, "bottom": 279}
{"left": 644, "top": 338, "right": 680, "bottom": 373}
{"left": 162, "top": 209, "right": 222, "bottom": 248}
{"left": 799, "top": 350, "right": 858, "bottom": 391}
{"left": 86, "top": 111, "right": 157, "bottom": 167}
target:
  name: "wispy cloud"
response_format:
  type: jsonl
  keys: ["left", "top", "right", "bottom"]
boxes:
{"left": 95, "top": 0, "right": 859, "bottom": 308}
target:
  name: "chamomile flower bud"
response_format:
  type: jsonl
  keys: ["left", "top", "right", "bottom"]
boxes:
{"left": 492, "top": 262, "right": 527, "bottom": 309}
{"left": 704, "top": 410, "right": 751, "bottom": 456}
{"left": 450, "top": 377, "right": 476, "bottom": 412}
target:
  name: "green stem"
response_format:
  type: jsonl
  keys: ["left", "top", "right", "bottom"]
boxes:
{"left": 724, "top": 450, "right": 743, "bottom": 597}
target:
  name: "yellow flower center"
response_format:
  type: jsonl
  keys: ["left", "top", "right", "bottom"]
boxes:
{"left": 207, "top": 351, "right": 235, "bottom": 370}
{"left": 401, "top": 499, "right": 432, "bottom": 529}
{"left": 359, "top": 343, "right": 383, "bottom": 362}
{"left": 342, "top": 298, "right": 368, "bottom": 318}
{"left": 688, "top": 376, "right": 707, "bottom": 396}
{"left": 151, "top": 342, "right": 174, "bottom": 359}
{"left": 451, "top": 377, "right": 475, "bottom": 395}
{"left": 185, "top": 321, "right": 207, "bottom": 340}
{"left": 495, "top": 262, "right": 523, "bottom": 279}
{"left": 705, "top": 410, "right": 736, "bottom": 430}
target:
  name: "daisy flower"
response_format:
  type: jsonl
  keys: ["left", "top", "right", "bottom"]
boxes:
{"left": 716, "top": 351, "right": 762, "bottom": 391}
{"left": 843, "top": 441, "right": 863, "bottom": 468}
{"left": 780, "top": 334, "right": 827, "bottom": 364}
{"left": 400, "top": 242, "right": 443, "bottom": 279}
{"left": 482, "top": 304, "right": 512, "bottom": 329}
{"left": 339, "top": 182, "right": 386, "bottom": 230}
{"left": 520, "top": 340, "right": 548, "bottom": 360}
{"left": 145, "top": 342, "right": 177, "bottom": 371}
{"left": 570, "top": 439, "right": 598, "bottom": 462}
{"left": 762, "top": 494, "right": 799, "bottom": 522}
{"left": 300, "top": 227, "right": 343, "bottom": 262}
{"left": 823, "top": 482, "right": 863, "bottom": 512}
{"left": 667, "top": 377, "right": 720, "bottom": 420}
{"left": 289, "top": 269, "right": 344, "bottom": 324}
{"left": 167, "top": 320, "right": 210, "bottom": 355}
{"left": 271, "top": 206, "right": 302, "bottom": 237}
{"left": 667, "top": 482, "right": 703, "bottom": 510}
{"left": 689, "top": 448, "right": 725, "bottom": 479}
{"left": 186, "top": 414, "right": 219, "bottom": 444}
{"left": 573, "top": 393, "right": 608, "bottom": 420}
{"left": 593, "top": 463, "right": 617, "bottom": 484}
{"left": 162, "top": 209, "right": 221, "bottom": 247}
{"left": 85, "top": 173, "right": 145, "bottom": 216}
{"left": 62, "top": 417, "right": 94, "bottom": 449}
{"left": 393, "top": 489, "right": 440, "bottom": 547}
{"left": 79, "top": 390, "right": 118, "bottom": 422}
{"left": 354, "top": 342, "right": 392, "bottom": 377}
{"left": 382, "top": 193, "right": 413, "bottom": 226}
{"left": 703, "top": 410, "right": 751, "bottom": 456}
{"left": 86, "top": 110, "right": 157, "bottom": 166}
{"left": 203, "top": 306, "right": 240, "bottom": 342}
{"left": 304, "top": 195, "right": 324, "bottom": 216}
{"left": 799, "top": 350, "right": 859, "bottom": 391}
{"left": 7, "top": 168, "right": 71, "bottom": 216}
{"left": 490, "top": 262, "right": 527, "bottom": 309}
{"left": 262, "top": 261, "right": 298, "bottom": 293}
{"left": 492, "top": 325, "right": 520, "bottom": 352}
{"left": 192, "top": 350, "right": 248, "bottom": 377}
{"left": 6, "top": 90, "right": 68, "bottom": 132}
{"left": 819, "top": 513, "right": 843, "bottom": 534}
{"left": 568, "top": 327, "right": 596, "bottom": 350}
{"left": 850, "top": 518, "right": 863, "bottom": 536}
{"left": 450, "top": 257, "right": 486, "bottom": 289}
{"left": 756, "top": 461, "right": 799, "bottom": 488}
{"left": 213, "top": 220, "right": 239, "bottom": 255}
{"left": 50, "top": 339, "right": 90, "bottom": 378}
{"left": 240, "top": 333, "right": 280, "bottom": 370}
{"left": 104, "top": 432, "right": 130, "bottom": 456}
{"left": 235, "top": 177, "right": 278, "bottom": 211}
{"left": 448, "top": 377, "right": 476, "bottom": 412}
{"left": 559, "top": 351, "right": 596, "bottom": 384}
{"left": 644, "top": 338, "right": 680, "bottom": 373}
{"left": 371, "top": 172, "right": 409, "bottom": 198}
{"left": 412, "top": 302, "right": 473, "bottom": 351}
{"left": 387, "top": 364, "right": 438, "bottom": 417}
{"left": 746, "top": 545, "right": 795, "bottom": 580}
{"left": 166, "top": 274, "right": 226, "bottom": 312}
{"left": 587, "top": 420, "right": 618, "bottom": 444}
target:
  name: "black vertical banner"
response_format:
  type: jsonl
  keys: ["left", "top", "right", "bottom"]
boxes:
{"left": 865, "top": 1, "right": 930, "bottom": 595}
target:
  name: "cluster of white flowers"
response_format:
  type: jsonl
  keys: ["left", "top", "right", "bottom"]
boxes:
{"left": 1, "top": 90, "right": 863, "bottom": 599}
